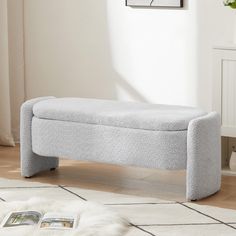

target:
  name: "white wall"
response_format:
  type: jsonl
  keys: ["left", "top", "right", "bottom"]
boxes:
{"left": 24, "top": 0, "right": 234, "bottom": 111}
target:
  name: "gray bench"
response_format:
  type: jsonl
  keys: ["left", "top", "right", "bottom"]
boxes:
{"left": 20, "top": 97, "right": 221, "bottom": 200}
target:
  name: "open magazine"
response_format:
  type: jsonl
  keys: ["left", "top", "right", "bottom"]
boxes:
{"left": 1, "top": 211, "right": 78, "bottom": 230}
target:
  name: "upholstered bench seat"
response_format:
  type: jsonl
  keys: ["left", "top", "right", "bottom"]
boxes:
{"left": 33, "top": 98, "right": 207, "bottom": 131}
{"left": 20, "top": 97, "right": 221, "bottom": 201}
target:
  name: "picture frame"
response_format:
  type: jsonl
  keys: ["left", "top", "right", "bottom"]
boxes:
{"left": 126, "top": 0, "right": 184, "bottom": 8}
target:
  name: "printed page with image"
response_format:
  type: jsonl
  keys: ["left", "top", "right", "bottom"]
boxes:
{"left": 39, "top": 212, "right": 78, "bottom": 229}
{"left": 1, "top": 211, "right": 78, "bottom": 230}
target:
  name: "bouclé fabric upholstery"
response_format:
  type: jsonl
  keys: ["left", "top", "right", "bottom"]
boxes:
{"left": 20, "top": 97, "right": 221, "bottom": 201}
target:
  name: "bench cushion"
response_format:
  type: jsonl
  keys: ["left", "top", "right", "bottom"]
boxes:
{"left": 33, "top": 98, "right": 206, "bottom": 131}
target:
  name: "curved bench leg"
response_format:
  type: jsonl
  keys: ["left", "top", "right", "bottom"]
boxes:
{"left": 20, "top": 97, "right": 59, "bottom": 177}
{"left": 187, "top": 112, "right": 221, "bottom": 200}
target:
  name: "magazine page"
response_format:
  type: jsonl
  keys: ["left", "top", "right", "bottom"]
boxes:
{"left": 1, "top": 211, "right": 41, "bottom": 227}
{"left": 39, "top": 212, "right": 78, "bottom": 230}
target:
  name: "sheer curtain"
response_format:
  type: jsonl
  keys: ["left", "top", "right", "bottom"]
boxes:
{"left": 0, "top": 0, "right": 25, "bottom": 146}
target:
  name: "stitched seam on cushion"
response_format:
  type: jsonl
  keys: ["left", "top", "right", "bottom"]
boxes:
{"left": 32, "top": 116, "right": 188, "bottom": 132}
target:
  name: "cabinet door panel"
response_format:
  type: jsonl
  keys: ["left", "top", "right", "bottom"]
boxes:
{"left": 213, "top": 48, "right": 236, "bottom": 137}
{"left": 222, "top": 60, "right": 236, "bottom": 128}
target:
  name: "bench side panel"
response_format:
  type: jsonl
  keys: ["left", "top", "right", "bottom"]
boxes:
{"left": 20, "top": 97, "right": 59, "bottom": 177}
{"left": 187, "top": 112, "right": 221, "bottom": 200}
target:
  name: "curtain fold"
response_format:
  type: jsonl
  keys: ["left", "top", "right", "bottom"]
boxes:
{"left": 0, "top": 0, "right": 15, "bottom": 146}
{"left": 0, "top": 0, "right": 25, "bottom": 147}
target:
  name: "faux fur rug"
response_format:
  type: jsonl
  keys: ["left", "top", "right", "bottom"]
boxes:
{"left": 0, "top": 198, "right": 129, "bottom": 236}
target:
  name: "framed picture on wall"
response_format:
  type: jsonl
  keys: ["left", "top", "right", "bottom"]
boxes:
{"left": 126, "top": 0, "right": 184, "bottom": 8}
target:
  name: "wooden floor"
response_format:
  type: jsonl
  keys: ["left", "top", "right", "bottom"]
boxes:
{"left": 0, "top": 145, "right": 236, "bottom": 210}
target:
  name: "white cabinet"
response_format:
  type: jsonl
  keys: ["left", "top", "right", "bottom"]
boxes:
{"left": 213, "top": 45, "right": 236, "bottom": 138}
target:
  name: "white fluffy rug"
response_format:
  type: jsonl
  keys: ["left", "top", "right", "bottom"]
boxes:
{"left": 0, "top": 198, "right": 128, "bottom": 236}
